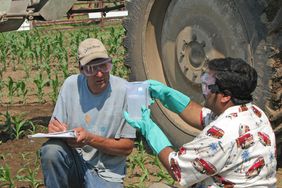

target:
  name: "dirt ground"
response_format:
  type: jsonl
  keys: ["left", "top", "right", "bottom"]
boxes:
{"left": 0, "top": 103, "right": 281, "bottom": 187}
{"left": 0, "top": 103, "right": 176, "bottom": 188}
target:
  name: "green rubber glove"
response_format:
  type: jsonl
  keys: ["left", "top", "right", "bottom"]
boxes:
{"left": 147, "top": 80, "right": 190, "bottom": 114}
{"left": 124, "top": 107, "right": 172, "bottom": 154}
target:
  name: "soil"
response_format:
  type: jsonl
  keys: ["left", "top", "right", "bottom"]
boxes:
{"left": 0, "top": 103, "right": 281, "bottom": 188}
{"left": 0, "top": 103, "right": 176, "bottom": 188}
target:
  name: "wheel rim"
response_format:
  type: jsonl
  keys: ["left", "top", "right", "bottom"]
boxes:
{"left": 176, "top": 27, "right": 209, "bottom": 84}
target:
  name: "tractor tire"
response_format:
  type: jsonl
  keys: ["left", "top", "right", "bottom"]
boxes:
{"left": 124, "top": 0, "right": 282, "bottom": 158}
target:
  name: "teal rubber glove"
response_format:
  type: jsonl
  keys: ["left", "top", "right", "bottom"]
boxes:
{"left": 124, "top": 107, "right": 172, "bottom": 154}
{"left": 147, "top": 80, "right": 190, "bottom": 114}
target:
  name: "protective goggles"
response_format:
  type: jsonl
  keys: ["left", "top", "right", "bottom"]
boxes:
{"left": 200, "top": 72, "right": 216, "bottom": 96}
{"left": 82, "top": 59, "right": 112, "bottom": 76}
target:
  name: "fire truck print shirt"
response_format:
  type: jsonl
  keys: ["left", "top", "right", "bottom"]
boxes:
{"left": 169, "top": 103, "right": 277, "bottom": 187}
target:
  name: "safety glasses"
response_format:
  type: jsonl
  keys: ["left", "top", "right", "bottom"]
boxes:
{"left": 82, "top": 59, "right": 112, "bottom": 76}
{"left": 200, "top": 72, "right": 216, "bottom": 96}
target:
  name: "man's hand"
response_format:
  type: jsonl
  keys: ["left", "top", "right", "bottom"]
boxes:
{"left": 124, "top": 106, "right": 151, "bottom": 136}
{"left": 48, "top": 117, "right": 68, "bottom": 133}
{"left": 147, "top": 80, "right": 190, "bottom": 114}
{"left": 67, "top": 127, "right": 91, "bottom": 148}
{"left": 124, "top": 107, "right": 172, "bottom": 154}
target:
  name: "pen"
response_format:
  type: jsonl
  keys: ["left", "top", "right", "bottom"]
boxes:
{"left": 54, "top": 116, "right": 60, "bottom": 123}
{"left": 54, "top": 117, "right": 67, "bottom": 131}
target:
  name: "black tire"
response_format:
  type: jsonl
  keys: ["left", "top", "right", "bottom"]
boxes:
{"left": 124, "top": 0, "right": 277, "bottom": 149}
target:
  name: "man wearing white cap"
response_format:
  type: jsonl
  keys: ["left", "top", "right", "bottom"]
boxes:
{"left": 40, "top": 38, "right": 136, "bottom": 188}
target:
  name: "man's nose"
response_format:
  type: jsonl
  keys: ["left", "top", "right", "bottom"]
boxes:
{"left": 95, "top": 70, "right": 104, "bottom": 77}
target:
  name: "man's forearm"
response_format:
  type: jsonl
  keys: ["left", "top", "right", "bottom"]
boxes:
{"left": 179, "top": 101, "right": 204, "bottom": 130}
{"left": 87, "top": 134, "right": 134, "bottom": 156}
{"left": 158, "top": 147, "right": 177, "bottom": 180}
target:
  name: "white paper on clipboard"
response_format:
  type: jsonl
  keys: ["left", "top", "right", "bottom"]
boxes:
{"left": 28, "top": 130, "right": 77, "bottom": 138}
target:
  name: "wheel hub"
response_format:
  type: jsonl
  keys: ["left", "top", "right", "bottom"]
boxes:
{"left": 186, "top": 35, "right": 206, "bottom": 68}
{"left": 176, "top": 27, "right": 208, "bottom": 84}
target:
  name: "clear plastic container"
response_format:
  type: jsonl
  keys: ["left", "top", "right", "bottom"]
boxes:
{"left": 126, "top": 81, "right": 150, "bottom": 120}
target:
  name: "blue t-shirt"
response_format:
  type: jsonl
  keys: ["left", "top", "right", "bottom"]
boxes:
{"left": 52, "top": 74, "right": 136, "bottom": 182}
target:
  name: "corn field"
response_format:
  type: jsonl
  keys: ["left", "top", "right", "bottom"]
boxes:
{"left": 0, "top": 24, "right": 129, "bottom": 105}
{"left": 0, "top": 23, "right": 176, "bottom": 188}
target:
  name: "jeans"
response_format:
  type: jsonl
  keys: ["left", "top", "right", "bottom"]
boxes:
{"left": 40, "top": 139, "right": 123, "bottom": 188}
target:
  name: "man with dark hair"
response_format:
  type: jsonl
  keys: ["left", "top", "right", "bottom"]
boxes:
{"left": 124, "top": 57, "right": 277, "bottom": 187}
{"left": 40, "top": 38, "right": 135, "bottom": 188}
{"left": 205, "top": 57, "right": 257, "bottom": 105}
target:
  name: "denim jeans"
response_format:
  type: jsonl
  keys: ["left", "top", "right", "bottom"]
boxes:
{"left": 40, "top": 139, "right": 123, "bottom": 188}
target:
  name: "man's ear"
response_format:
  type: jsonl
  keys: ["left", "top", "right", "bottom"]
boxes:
{"left": 220, "top": 94, "right": 231, "bottom": 103}
{"left": 79, "top": 64, "right": 83, "bottom": 72}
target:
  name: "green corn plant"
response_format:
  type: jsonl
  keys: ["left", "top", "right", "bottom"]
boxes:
{"left": 60, "top": 60, "right": 69, "bottom": 80}
{"left": 16, "top": 166, "right": 43, "bottom": 188}
{"left": 55, "top": 31, "right": 64, "bottom": 48}
{"left": 50, "top": 72, "right": 60, "bottom": 104}
{"left": 55, "top": 48, "right": 67, "bottom": 61}
{"left": 111, "top": 57, "right": 129, "bottom": 79}
{"left": 23, "top": 63, "right": 31, "bottom": 79}
{"left": 20, "top": 32, "right": 34, "bottom": 71}
{"left": 75, "top": 29, "right": 90, "bottom": 43}
{"left": 69, "top": 32, "right": 81, "bottom": 58}
{"left": 5, "top": 76, "right": 18, "bottom": 104}
{"left": 150, "top": 155, "right": 175, "bottom": 185}
{"left": 107, "top": 27, "right": 124, "bottom": 55}
{"left": 23, "top": 49, "right": 33, "bottom": 61}
{"left": 22, "top": 50, "right": 35, "bottom": 63}
{"left": 45, "top": 41, "right": 52, "bottom": 58}
{"left": 0, "top": 164, "right": 14, "bottom": 188}
{"left": 20, "top": 152, "right": 31, "bottom": 161}
{"left": 33, "top": 72, "right": 49, "bottom": 103}
{"left": 38, "top": 42, "right": 44, "bottom": 65}
{"left": 0, "top": 67, "right": 3, "bottom": 79}
{"left": 0, "top": 111, "right": 13, "bottom": 137}
{"left": 10, "top": 115, "right": 30, "bottom": 140}
{"left": 27, "top": 121, "right": 36, "bottom": 135}
{"left": 23, "top": 31, "right": 32, "bottom": 50}
{"left": 17, "top": 148, "right": 43, "bottom": 187}
{"left": 17, "top": 81, "right": 28, "bottom": 104}
{"left": 0, "top": 49, "right": 8, "bottom": 71}
{"left": 64, "top": 49, "right": 69, "bottom": 63}
{"left": 33, "top": 44, "right": 42, "bottom": 69}
{"left": 10, "top": 43, "right": 19, "bottom": 71}
{"left": 0, "top": 112, "right": 35, "bottom": 140}
{"left": 16, "top": 47, "right": 25, "bottom": 65}
{"left": 54, "top": 46, "right": 69, "bottom": 77}
{"left": 0, "top": 80, "right": 4, "bottom": 102}
{"left": 41, "top": 59, "right": 52, "bottom": 82}
{"left": 127, "top": 140, "right": 150, "bottom": 184}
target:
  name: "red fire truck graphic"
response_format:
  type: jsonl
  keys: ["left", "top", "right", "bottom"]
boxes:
{"left": 246, "top": 156, "right": 265, "bottom": 178}
{"left": 192, "top": 158, "right": 217, "bottom": 176}
{"left": 252, "top": 106, "right": 262, "bottom": 118}
{"left": 213, "top": 175, "right": 235, "bottom": 187}
{"left": 178, "top": 146, "right": 187, "bottom": 156}
{"left": 236, "top": 133, "right": 254, "bottom": 149}
{"left": 258, "top": 131, "right": 271, "bottom": 146}
{"left": 207, "top": 126, "right": 225, "bottom": 139}
{"left": 239, "top": 105, "right": 248, "bottom": 112}
{"left": 170, "top": 158, "right": 181, "bottom": 181}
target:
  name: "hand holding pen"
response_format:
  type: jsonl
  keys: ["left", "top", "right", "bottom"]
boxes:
{"left": 48, "top": 117, "right": 68, "bottom": 133}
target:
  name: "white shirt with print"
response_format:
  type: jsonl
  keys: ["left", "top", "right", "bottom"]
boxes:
{"left": 169, "top": 103, "right": 277, "bottom": 187}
